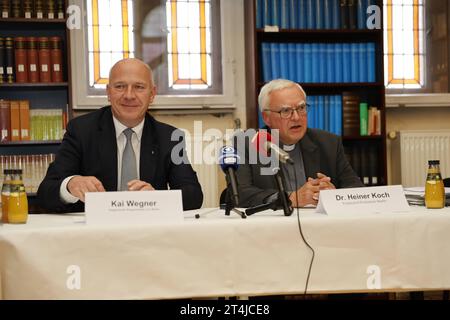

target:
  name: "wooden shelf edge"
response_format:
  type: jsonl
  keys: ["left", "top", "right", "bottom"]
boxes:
{"left": 0, "top": 82, "right": 68, "bottom": 88}
{"left": 256, "top": 28, "right": 381, "bottom": 34}
{"left": 342, "top": 135, "right": 384, "bottom": 140}
{"left": 0, "top": 140, "right": 61, "bottom": 146}
{"left": 0, "top": 18, "right": 66, "bottom": 23}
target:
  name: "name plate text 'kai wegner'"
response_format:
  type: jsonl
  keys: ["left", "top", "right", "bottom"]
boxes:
{"left": 85, "top": 190, "right": 183, "bottom": 225}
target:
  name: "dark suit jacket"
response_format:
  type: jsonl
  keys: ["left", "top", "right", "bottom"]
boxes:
{"left": 235, "top": 128, "right": 364, "bottom": 207}
{"left": 37, "top": 106, "right": 203, "bottom": 212}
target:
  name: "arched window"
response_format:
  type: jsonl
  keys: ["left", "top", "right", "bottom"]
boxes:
{"left": 384, "top": 0, "right": 425, "bottom": 90}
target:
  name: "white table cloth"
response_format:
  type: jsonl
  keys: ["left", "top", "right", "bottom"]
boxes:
{"left": 1, "top": 206, "right": 450, "bottom": 299}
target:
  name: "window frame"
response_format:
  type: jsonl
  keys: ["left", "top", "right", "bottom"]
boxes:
{"left": 69, "top": 0, "right": 239, "bottom": 111}
{"left": 385, "top": 0, "right": 450, "bottom": 107}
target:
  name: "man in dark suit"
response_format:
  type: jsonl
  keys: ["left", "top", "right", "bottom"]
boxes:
{"left": 37, "top": 58, "right": 203, "bottom": 212}
{"left": 236, "top": 79, "right": 363, "bottom": 208}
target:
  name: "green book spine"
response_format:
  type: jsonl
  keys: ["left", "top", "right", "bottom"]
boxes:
{"left": 359, "top": 102, "right": 368, "bottom": 136}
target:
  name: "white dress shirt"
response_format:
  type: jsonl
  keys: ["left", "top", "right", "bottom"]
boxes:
{"left": 59, "top": 116, "right": 145, "bottom": 204}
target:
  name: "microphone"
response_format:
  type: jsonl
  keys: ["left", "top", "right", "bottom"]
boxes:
{"left": 219, "top": 146, "right": 240, "bottom": 207}
{"left": 251, "top": 131, "right": 294, "bottom": 165}
{"left": 250, "top": 130, "right": 293, "bottom": 216}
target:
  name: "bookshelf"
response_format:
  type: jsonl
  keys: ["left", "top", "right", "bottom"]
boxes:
{"left": 244, "top": 0, "right": 387, "bottom": 186}
{"left": 0, "top": 0, "right": 71, "bottom": 212}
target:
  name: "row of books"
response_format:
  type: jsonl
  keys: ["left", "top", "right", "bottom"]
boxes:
{"left": 0, "top": 154, "right": 54, "bottom": 193}
{"left": 359, "top": 103, "right": 381, "bottom": 136}
{"left": 307, "top": 95, "right": 342, "bottom": 136}
{"left": 342, "top": 92, "right": 381, "bottom": 136}
{"left": 30, "top": 108, "right": 65, "bottom": 141}
{"left": 261, "top": 42, "right": 376, "bottom": 83}
{"left": 1, "top": 0, "right": 65, "bottom": 19}
{"left": 256, "top": 0, "right": 376, "bottom": 30}
{"left": 0, "top": 36, "right": 64, "bottom": 83}
{"left": 0, "top": 99, "right": 66, "bottom": 142}
{"left": 344, "top": 144, "right": 379, "bottom": 186}
{"left": 258, "top": 93, "right": 381, "bottom": 138}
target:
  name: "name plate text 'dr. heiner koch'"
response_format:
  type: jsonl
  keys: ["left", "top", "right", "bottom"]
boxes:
{"left": 85, "top": 190, "right": 183, "bottom": 225}
{"left": 316, "top": 185, "right": 410, "bottom": 216}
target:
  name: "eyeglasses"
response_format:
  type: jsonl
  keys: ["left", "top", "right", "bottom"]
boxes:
{"left": 265, "top": 103, "right": 309, "bottom": 119}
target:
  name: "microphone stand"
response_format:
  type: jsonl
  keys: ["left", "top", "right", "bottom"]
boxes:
{"left": 273, "top": 166, "right": 294, "bottom": 216}
{"left": 222, "top": 187, "right": 246, "bottom": 219}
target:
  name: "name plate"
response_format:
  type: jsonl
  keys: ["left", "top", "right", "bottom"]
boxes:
{"left": 316, "top": 185, "right": 410, "bottom": 216}
{"left": 85, "top": 190, "right": 183, "bottom": 225}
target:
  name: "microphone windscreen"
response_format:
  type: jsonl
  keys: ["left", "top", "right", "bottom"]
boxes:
{"left": 219, "top": 146, "right": 239, "bottom": 171}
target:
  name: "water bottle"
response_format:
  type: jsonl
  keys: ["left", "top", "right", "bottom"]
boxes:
{"left": 425, "top": 160, "right": 445, "bottom": 209}
{"left": 1, "top": 169, "right": 12, "bottom": 223}
{"left": 7, "top": 169, "right": 28, "bottom": 224}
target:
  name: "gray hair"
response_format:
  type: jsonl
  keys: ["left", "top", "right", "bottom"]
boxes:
{"left": 258, "top": 79, "right": 307, "bottom": 113}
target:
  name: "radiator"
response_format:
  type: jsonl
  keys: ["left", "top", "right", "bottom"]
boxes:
{"left": 391, "top": 130, "right": 450, "bottom": 187}
{"left": 183, "top": 134, "right": 223, "bottom": 208}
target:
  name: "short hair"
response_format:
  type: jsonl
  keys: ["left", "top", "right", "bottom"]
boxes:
{"left": 258, "top": 79, "right": 307, "bottom": 113}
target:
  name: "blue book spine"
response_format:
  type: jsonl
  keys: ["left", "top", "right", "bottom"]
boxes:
{"left": 256, "top": 0, "right": 263, "bottom": 28}
{"left": 334, "top": 43, "right": 343, "bottom": 83}
{"left": 367, "top": 42, "right": 376, "bottom": 82}
{"left": 306, "top": 0, "right": 315, "bottom": 29}
{"left": 298, "top": 0, "right": 307, "bottom": 29}
{"left": 357, "top": 0, "right": 365, "bottom": 29}
{"left": 336, "top": 95, "right": 342, "bottom": 136}
{"left": 359, "top": 42, "right": 367, "bottom": 82}
{"left": 315, "top": 0, "right": 323, "bottom": 29}
{"left": 324, "top": 95, "right": 330, "bottom": 132}
{"left": 261, "top": 43, "right": 272, "bottom": 81}
{"left": 296, "top": 43, "right": 303, "bottom": 82}
{"left": 350, "top": 43, "right": 359, "bottom": 82}
{"left": 309, "top": 96, "right": 316, "bottom": 129}
{"left": 272, "top": 0, "right": 279, "bottom": 26}
{"left": 280, "top": 0, "right": 289, "bottom": 29}
{"left": 270, "top": 43, "right": 280, "bottom": 79}
{"left": 332, "top": 0, "right": 340, "bottom": 29}
{"left": 265, "top": 0, "right": 273, "bottom": 27}
{"left": 319, "top": 43, "right": 326, "bottom": 83}
{"left": 323, "top": 0, "right": 331, "bottom": 29}
{"left": 317, "top": 95, "right": 325, "bottom": 130}
{"left": 311, "top": 43, "right": 319, "bottom": 82}
{"left": 329, "top": 95, "right": 335, "bottom": 134}
{"left": 289, "top": 0, "right": 297, "bottom": 29}
{"left": 288, "top": 43, "right": 297, "bottom": 81}
{"left": 303, "top": 43, "right": 312, "bottom": 82}
{"left": 326, "top": 43, "right": 334, "bottom": 83}
{"left": 342, "top": 43, "right": 351, "bottom": 82}
{"left": 279, "top": 43, "right": 289, "bottom": 79}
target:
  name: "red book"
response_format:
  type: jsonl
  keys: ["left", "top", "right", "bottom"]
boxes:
{"left": 26, "top": 37, "right": 39, "bottom": 83}
{"left": 50, "top": 36, "right": 63, "bottom": 82}
{"left": 0, "top": 99, "right": 11, "bottom": 142}
{"left": 14, "top": 37, "right": 28, "bottom": 83}
{"left": 38, "top": 37, "right": 51, "bottom": 83}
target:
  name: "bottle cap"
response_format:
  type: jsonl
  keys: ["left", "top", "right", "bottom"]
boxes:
{"left": 428, "top": 160, "right": 440, "bottom": 165}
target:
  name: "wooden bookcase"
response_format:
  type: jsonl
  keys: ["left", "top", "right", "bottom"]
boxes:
{"left": 0, "top": 2, "right": 72, "bottom": 212}
{"left": 244, "top": 0, "right": 387, "bottom": 186}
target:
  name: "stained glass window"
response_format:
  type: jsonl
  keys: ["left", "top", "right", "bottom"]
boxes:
{"left": 384, "top": 0, "right": 425, "bottom": 89}
{"left": 86, "top": 0, "right": 217, "bottom": 93}
{"left": 166, "top": 0, "right": 212, "bottom": 90}
{"left": 86, "top": 0, "right": 135, "bottom": 89}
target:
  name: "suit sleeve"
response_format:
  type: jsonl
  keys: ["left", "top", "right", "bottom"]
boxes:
{"left": 167, "top": 132, "right": 203, "bottom": 210}
{"left": 36, "top": 120, "right": 84, "bottom": 213}
{"left": 235, "top": 162, "right": 278, "bottom": 207}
